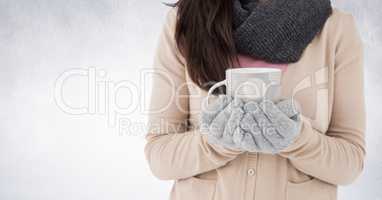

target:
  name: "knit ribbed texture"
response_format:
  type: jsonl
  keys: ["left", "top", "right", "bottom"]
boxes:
{"left": 233, "top": 0, "right": 332, "bottom": 63}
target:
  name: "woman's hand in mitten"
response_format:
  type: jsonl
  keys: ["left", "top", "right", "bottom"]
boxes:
{"left": 233, "top": 98, "right": 302, "bottom": 154}
{"left": 200, "top": 95, "right": 247, "bottom": 151}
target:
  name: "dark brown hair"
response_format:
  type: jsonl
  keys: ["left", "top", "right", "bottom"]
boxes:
{"left": 172, "top": 0, "right": 237, "bottom": 92}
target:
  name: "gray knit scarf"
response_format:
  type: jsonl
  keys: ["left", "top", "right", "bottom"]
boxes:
{"left": 233, "top": 0, "right": 332, "bottom": 63}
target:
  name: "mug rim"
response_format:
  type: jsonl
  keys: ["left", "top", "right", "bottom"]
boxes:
{"left": 226, "top": 67, "right": 281, "bottom": 74}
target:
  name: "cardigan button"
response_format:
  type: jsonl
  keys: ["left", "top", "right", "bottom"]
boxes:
{"left": 247, "top": 168, "right": 256, "bottom": 176}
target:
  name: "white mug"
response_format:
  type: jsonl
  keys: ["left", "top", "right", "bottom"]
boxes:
{"left": 206, "top": 68, "right": 282, "bottom": 105}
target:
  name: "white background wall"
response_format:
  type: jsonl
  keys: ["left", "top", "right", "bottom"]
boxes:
{"left": 0, "top": 0, "right": 381, "bottom": 199}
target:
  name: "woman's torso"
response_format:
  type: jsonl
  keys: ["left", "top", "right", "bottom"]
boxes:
{"left": 170, "top": 8, "right": 347, "bottom": 200}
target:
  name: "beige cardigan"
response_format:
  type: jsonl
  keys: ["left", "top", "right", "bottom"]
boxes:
{"left": 145, "top": 7, "right": 365, "bottom": 200}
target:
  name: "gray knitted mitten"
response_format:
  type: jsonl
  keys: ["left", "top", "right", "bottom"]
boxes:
{"left": 236, "top": 99, "right": 302, "bottom": 153}
{"left": 200, "top": 95, "right": 245, "bottom": 151}
{"left": 200, "top": 96, "right": 302, "bottom": 154}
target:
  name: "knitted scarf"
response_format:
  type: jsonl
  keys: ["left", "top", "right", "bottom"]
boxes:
{"left": 233, "top": 0, "right": 332, "bottom": 63}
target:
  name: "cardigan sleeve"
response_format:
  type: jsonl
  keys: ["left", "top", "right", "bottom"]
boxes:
{"left": 280, "top": 13, "right": 366, "bottom": 185}
{"left": 144, "top": 8, "right": 242, "bottom": 180}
